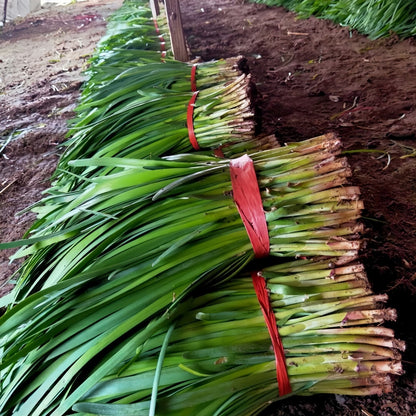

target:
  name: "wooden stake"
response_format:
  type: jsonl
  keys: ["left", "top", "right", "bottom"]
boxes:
{"left": 3, "top": 0, "right": 8, "bottom": 25}
{"left": 149, "top": 0, "right": 160, "bottom": 18}
{"left": 164, "top": 0, "right": 188, "bottom": 62}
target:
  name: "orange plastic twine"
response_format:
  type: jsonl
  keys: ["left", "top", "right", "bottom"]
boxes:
{"left": 152, "top": 18, "right": 160, "bottom": 34}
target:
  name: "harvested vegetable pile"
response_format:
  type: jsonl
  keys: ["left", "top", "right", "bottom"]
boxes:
{"left": 0, "top": 1, "right": 409, "bottom": 415}
{"left": 249, "top": 0, "right": 416, "bottom": 39}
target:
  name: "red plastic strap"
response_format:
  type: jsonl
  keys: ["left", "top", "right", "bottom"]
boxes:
{"left": 213, "top": 147, "right": 225, "bottom": 158}
{"left": 251, "top": 271, "right": 292, "bottom": 396}
{"left": 187, "top": 91, "right": 200, "bottom": 150}
{"left": 159, "top": 39, "right": 166, "bottom": 51}
{"left": 191, "top": 64, "right": 198, "bottom": 92}
{"left": 153, "top": 19, "right": 166, "bottom": 61}
{"left": 229, "top": 155, "right": 269, "bottom": 258}
{"left": 153, "top": 18, "right": 160, "bottom": 34}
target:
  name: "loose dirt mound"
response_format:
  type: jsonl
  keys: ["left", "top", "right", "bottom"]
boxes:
{"left": 0, "top": 0, "right": 415, "bottom": 415}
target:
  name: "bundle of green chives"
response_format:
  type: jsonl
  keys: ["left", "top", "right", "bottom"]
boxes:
{"left": 81, "top": 58, "right": 246, "bottom": 110}
{"left": 92, "top": 1, "right": 170, "bottom": 55}
{"left": 56, "top": 69, "right": 254, "bottom": 189}
{"left": 0, "top": 134, "right": 368, "bottom": 415}
{"left": 81, "top": 0, "right": 172, "bottom": 98}
{"left": 6, "top": 133, "right": 360, "bottom": 297}
{"left": 72, "top": 258, "right": 404, "bottom": 416}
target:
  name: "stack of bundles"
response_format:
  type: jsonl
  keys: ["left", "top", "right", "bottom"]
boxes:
{"left": 59, "top": 60, "right": 256, "bottom": 189}
{"left": 54, "top": 3, "right": 256, "bottom": 190}
{"left": 0, "top": 0, "right": 404, "bottom": 415}
{"left": 82, "top": 0, "right": 173, "bottom": 94}
{"left": 0, "top": 135, "right": 403, "bottom": 415}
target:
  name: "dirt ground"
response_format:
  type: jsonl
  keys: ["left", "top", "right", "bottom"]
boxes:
{"left": 0, "top": 0, "right": 124, "bottom": 289}
{"left": 0, "top": 0, "right": 415, "bottom": 415}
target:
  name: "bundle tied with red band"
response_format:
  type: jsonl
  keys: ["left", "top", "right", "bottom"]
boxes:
{"left": 186, "top": 64, "right": 246, "bottom": 152}
{"left": 59, "top": 64, "right": 255, "bottom": 187}
{"left": 0, "top": 132, "right": 403, "bottom": 415}
{"left": 60, "top": 258, "right": 403, "bottom": 414}
{"left": 152, "top": 18, "right": 160, "bottom": 33}
{"left": 9, "top": 134, "right": 365, "bottom": 299}
{"left": 130, "top": 257, "right": 402, "bottom": 412}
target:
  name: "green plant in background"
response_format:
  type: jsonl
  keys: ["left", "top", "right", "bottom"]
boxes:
{"left": 248, "top": 0, "right": 416, "bottom": 39}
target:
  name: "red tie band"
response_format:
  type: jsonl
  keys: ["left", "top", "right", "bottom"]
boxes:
{"left": 252, "top": 271, "right": 292, "bottom": 396}
{"left": 229, "top": 155, "right": 269, "bottom": 258}
{"left": 187, "top": 91, "right": 200, "bottom": 150}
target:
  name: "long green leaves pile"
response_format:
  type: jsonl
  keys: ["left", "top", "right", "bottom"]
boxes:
{"left": 73, "top": 258, "right": 404, "bottom": 416}
{"left": 0, "top": 0, "right": 404, "bottom": 415}
{"left": 54, "top": 3, "right": 255, "bottom": 190}
{"left": 7, "top": 133, "right": 358, "bottom": 298}
{"left": 249, "top": 0, "right": 416, "bottom": 39}
{"left": 59, "top": 69, "right": 254, "bottom": 188}
{"left": 1, "top": 134, "right": 370, "bottom": 414}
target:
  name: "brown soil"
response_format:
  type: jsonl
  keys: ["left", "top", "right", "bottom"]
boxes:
{"left": 0, "top": 0, "right": 123, "bottom": 291}
{"left": 0, "top": 0, "right": 415, "bottom": 415}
